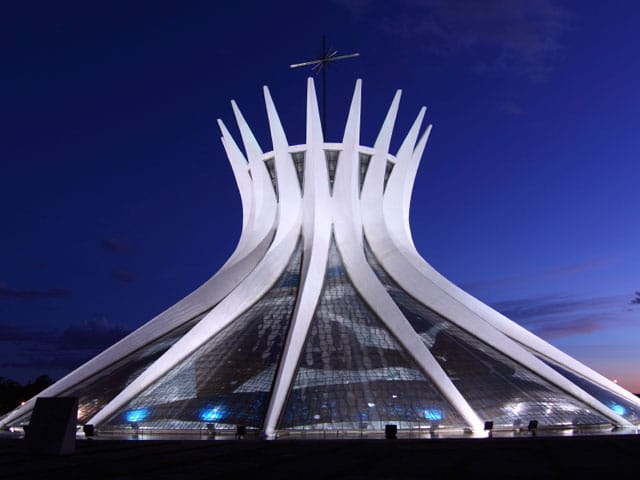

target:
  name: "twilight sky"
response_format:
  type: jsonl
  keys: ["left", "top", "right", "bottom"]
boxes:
{"left": 1, "top": 1, "right": 639, "bottom": 392}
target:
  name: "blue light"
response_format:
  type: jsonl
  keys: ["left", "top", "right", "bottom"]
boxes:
{"left": 200, "top": 407, "right": 224, "bottom": 422}
{"left": 609, "top": 403, "right": 627, "bottom": 416}
{"left": 424, "top": 408, "right": 443, "bottom": 421}
{"left": 125, "top": 408, "right": 149, "bottom": 423}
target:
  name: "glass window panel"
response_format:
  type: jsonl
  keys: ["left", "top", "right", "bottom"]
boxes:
{"left": 290, "top": 151, "right": 305, "bottom": 194}
{"left": 102, "top": 240, "right": 303, "bottom": 431}
{"left": 536, "top": 356, "right": 640, "bottom": 422}
{"left": 279, "top": 237, "right": 467, "bottom": 432}
{"left": 324, "top": 150, "right": 340, "bottom": 195}
{"left": 358, "top": 152, "right": 371, "bottom": 195}
{"left": 6, "top": 311, "right": 208, "bottom": 428}
{"left": 383, "top": 161, "right": 394, "bottom": 192}
{"left": 263, "top": 157, "right": 278, "bottom": 199}
{"left": 364, "top": 240, "right": 611, "bottom": 429}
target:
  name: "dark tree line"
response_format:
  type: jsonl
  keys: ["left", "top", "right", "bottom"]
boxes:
{"left": 0, "top": 375, "right": 53, "bottom": 416}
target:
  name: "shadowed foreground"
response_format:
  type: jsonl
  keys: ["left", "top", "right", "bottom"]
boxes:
{"left": 1, "top": 435, "right": 640, "bottom": 479}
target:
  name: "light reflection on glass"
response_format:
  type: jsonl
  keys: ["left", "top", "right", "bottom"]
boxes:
{"left": 125, "top": 408, "right": 149, "bottom": 422}
{"left": 424, "top": 408, "right": 443, "bottom": 421}
{"left": 200, "top": 407, "right": 224, "bottom": 422}
{"left": 609, "top": 403, "right": 627, "bottom": 416}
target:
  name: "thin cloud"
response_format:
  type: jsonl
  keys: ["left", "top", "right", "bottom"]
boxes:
{"left": 500, "top": 101, "right": 523, "bottom": 115}
{"left": 631, "top": 291, "right": 640, "bottom": 305}
{"left": 111, "top": 268, "right": 133, "bottom": 283}
{"left": 0, "top": 323, "right": 36, "bottom": 342}
{"left": 102, "top": 238, "right": 132, "bottom": 254}
{"left": 0, "top": 353, "right": 89, "bottom": 372}
{"left": 492, "top": 294, "right": 634, "bottom": 339}
{"left": 0, "top": 318, "right": 129, "bottom": 352}
{"left": 492, "top": 295, "right": 617, "bottom": 322}
{"left": 58, "top": 318, "right": 129, "bottom": 350}
{"left": 0, "top": 285, "right": 72, "bottom": 301}
{"left": 0, "top": 318, "right": 131, "bottom": 372}
{"left": 335, "top": 0, "right": 572, "bottom": 80}
{"left": 335, "top": 0, "right": 370, "bottom": 17}
{"left": 462, "top": 256, "right": 619, "bottom": 293}
{"left": 543, "top": 257, "right": 619, "bottom": 277}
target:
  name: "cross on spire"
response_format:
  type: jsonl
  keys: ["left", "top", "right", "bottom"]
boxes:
{"left": 290, "top": 36, "right": 360, "bottom": 136}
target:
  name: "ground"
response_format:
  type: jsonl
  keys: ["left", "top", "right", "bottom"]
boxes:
{"left": 1, "top": 433, "right": 640, "bottom": 479}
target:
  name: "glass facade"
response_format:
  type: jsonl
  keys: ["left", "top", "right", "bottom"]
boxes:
{"left": 7, "top": 311, "right": 208, "bottom": 428}
{"left": 537, "top": 356, "right": 640, "bottom": 422}
{"left": 71, "top": 312, "right": 209, "bottom": 425}
{"left": 263, "top": 157, "right": 278, "bottom": 199}
{"left": 102, "top": 240, "right": 303, "bottom": 431}
{"left": 383, "top": 161, "right": 394, "bottom": 192}
{"left": 358, "top": 152, "right": 371, "bottom": 195}
{"left": 279, "top": 237, "right": 467, "bottom": 431}
{"left": 325, "top": 150, "right": 340, "bottom": 194}
{"left": 364, "top": 240, "right": 610, "bottom": 428}
{"left": 290, "top": 151, "right": 305, "bottom": 194}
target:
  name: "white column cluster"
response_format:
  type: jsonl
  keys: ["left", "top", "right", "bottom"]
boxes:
{"left": 4, "top": 78, "right": 639, "bottom": 433}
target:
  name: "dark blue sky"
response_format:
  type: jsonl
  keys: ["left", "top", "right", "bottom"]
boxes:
{"left": 1, "top": 1, "right": 639, "bottom": 391}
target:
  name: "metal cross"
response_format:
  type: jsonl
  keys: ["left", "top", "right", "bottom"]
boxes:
{"left": 290, "top": 36, "right": 360, "bottom": 136}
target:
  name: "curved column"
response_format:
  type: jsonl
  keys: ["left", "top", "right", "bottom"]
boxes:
{"left": 332, "top": 83, "right": 484, "bottom": 433}
{"left": 362, "top": 103, "right": 632, "bottom": 427}
{"left": 217, "top": 119, "right": 274, "bottom": 265}
{"left": 365, "top": 236, "right": 632, "bottom": 426}
{"left": 218, "top": 120, "right": 252, "bottom": 247}
{"left": 1, "top": 112, "right": 276, "bottom": 428}
{"left": 401, "top": 240, "right": 640, "bottom": 408}
{"left": 383, "top": 107, "right": 426, "bottom": 252}
{"left": 231, "top": 100, "right": 278, "bottom": 251}
{"left": 360, "top": 90, "right": 400, "bottom": 250}
{"left": 262, "top": 78, "right": 332, "bottom": 437}
{"left": 263, "top": 86, "right": 302, "bottom": 229}
{"left": 333, "top": 79, "right": 363, "bottom": 244}
{"left": 89, "top": 104, "right": 301, "bottom": 428}
{"left": 8, "top": 79, "right": 638, "bottom": 434}
{"left": 380, "top": 106, "right": 640, "bottom": 411}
